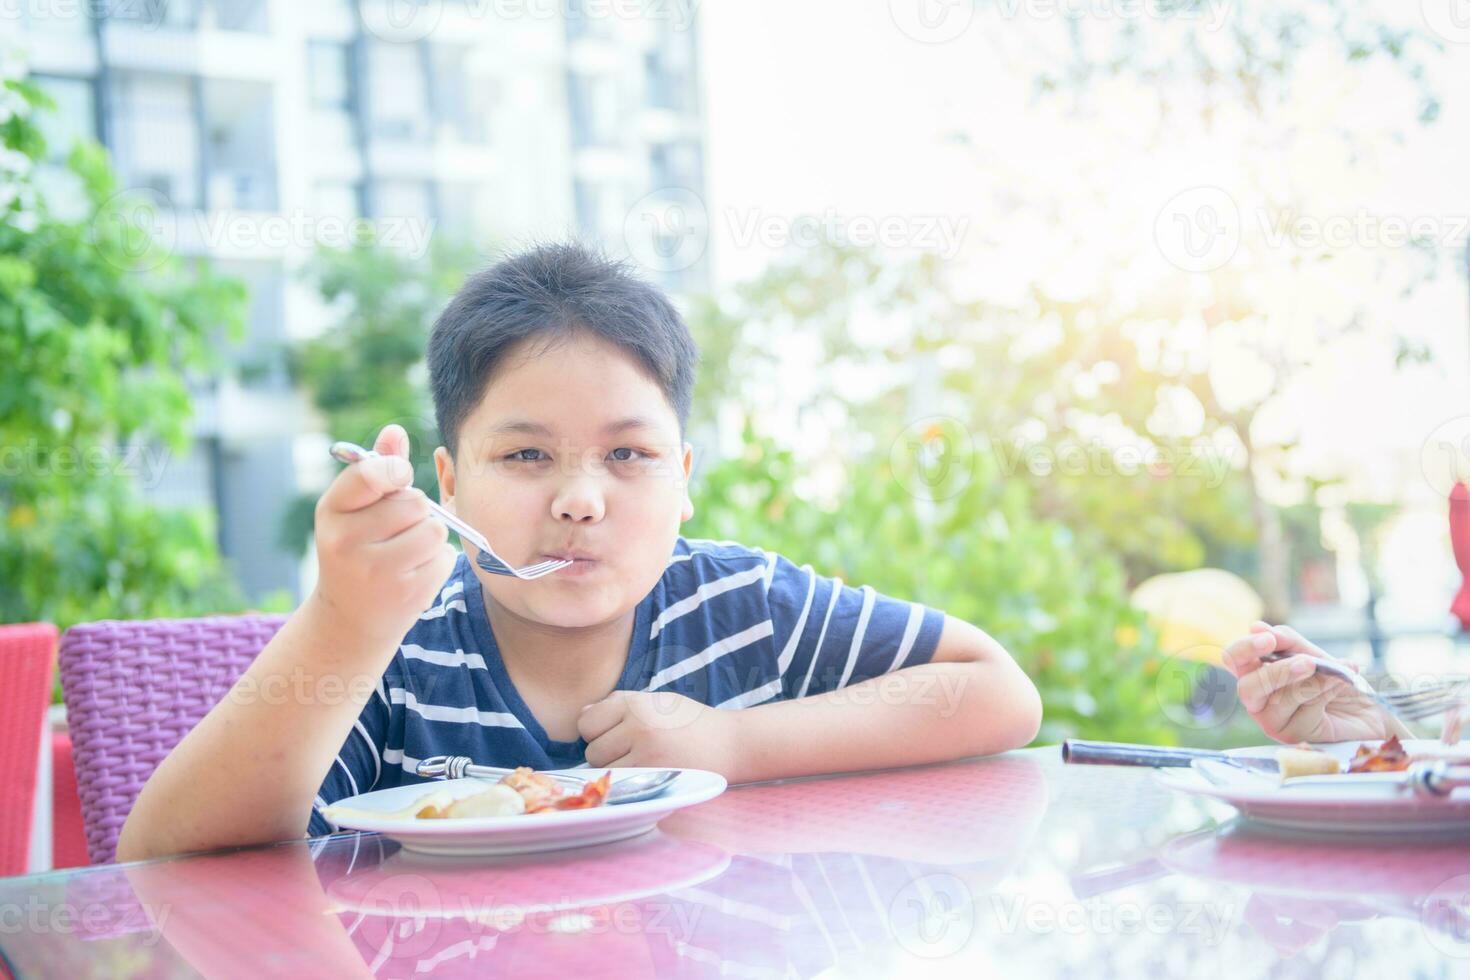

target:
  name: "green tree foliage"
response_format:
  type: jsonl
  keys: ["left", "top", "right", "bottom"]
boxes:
{"left": 280, "top": 239, "right": 473, "bottom": 554}
{"left": 0, "top": 79, "right": 249, "bottom": 627}
{"left": 686, "top": 424, "right": 1177, "bottom": 745}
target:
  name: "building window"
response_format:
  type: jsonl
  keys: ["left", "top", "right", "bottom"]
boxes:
{"left": 650, "top": 141, "right": 700, "bottom": 191}
{"left": 308, "top": 40, "right": 358, "bottom": 150}
{"left": 30, "top": 75, "right": 97, "bottom": 162}
{"left": 202, "top": 79, "right": 278, "bottom": 211}
{"left": 568, "top": 73, "right": 619, "bottom": 147}
{"left": 308, "top": 42, "right": 352, "bottom": 110}
{"left": 565, "top": 0, "right": 615, "bottom": 40}
{"left": 210, "top": 0, "right": 269, "bottom": 32}
{"left": 114, "top": 0, "right": 201, "bottom": 29}
{"left": 373, "top": 180, "right": 433, "bottom": 224}
{"left": 111, "top": 73, "right": 201, "bottom": 209}
{"left": 367, "top": 41, "right": 429, "bottom": 142}
{"left": 429, "top": 45, "right": 491, "bottom": 144}
{"left": 312, "top": 180, "right": 363, "bottom": 220}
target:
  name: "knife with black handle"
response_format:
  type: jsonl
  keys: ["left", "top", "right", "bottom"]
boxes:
{"left": 1061, "top": 739, "right": 1280, "bottom": 773}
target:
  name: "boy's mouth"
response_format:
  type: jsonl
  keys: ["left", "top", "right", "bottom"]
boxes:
{"left": 540, "top": 552, "right": 596, "bottom": 575}
{"left": 541, "top": 549, "right": 598, "bottom": 562}
{"left": 540, "top": 550, "right": 601, "bottom": 573}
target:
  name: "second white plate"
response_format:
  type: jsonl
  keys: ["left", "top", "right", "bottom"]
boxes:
{"left": 1154, "top": 740, "right": 1470, "bottom": 835}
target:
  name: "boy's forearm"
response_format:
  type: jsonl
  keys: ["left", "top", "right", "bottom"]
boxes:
{"left": 117, "top": 597, "right": 398, "bottom": 862}
{"left": 725, "top": 659, "right": 1042, "bottom": 784}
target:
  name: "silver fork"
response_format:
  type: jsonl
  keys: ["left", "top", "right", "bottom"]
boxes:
{"left": 1259, "top": 651, "right": 1468, "bottom": 726}
{"left": 328, "top": 441, "right": 570, "bottom": 580}
{"left": 415, "top": 756, "right": 682, "bottom": 805}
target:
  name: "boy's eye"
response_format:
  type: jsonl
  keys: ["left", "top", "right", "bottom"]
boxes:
{"left": 502, "top": 449, "right": 652, "bottom": 467}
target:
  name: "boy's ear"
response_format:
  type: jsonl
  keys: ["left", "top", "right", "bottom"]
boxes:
{"left": 433, "top": 446, "right": 455, "bottom": 504}
{"left": 679, "top": 441, "right": 695, "bottom": 523}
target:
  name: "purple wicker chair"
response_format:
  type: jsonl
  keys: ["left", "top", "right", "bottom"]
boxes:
{"left": 57, "top": 615, "right": 287, "bottom": 865}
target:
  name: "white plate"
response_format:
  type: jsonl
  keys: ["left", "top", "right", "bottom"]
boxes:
{"left": 323, "top": 768, "right": 727, "bottom": 855}
{"left": 1154, "top": 740, "right": 1470, "bottom": 835}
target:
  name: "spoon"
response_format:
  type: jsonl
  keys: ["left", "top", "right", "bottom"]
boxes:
{"left": 605, "top": 769, "right": 682, "bottom": 805}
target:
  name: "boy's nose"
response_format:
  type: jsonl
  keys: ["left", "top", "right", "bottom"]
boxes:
{"left": 551, "top": 481, "right": 605, "bottom": 524}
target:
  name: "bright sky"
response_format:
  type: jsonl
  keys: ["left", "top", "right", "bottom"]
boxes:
{"left": 697, "top": 0, "right": 1470, "bottom": 618}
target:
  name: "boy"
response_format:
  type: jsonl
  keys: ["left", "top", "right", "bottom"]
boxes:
{"left": 119, "top": 243, "right": 1042, "bottom": 861}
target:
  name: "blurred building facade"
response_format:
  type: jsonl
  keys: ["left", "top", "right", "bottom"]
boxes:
{"left": 5, "top": 0, "right": 709, "bottom": 601}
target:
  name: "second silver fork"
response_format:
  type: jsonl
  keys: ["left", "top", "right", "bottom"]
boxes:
{"left": 1259, "top": 651, "right": 1468, "bottom": 728}
{"left": 328, "top": 441, "right": 570, "bottom": 580}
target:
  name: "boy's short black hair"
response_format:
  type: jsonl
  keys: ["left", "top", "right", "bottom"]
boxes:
{"left": 428, "top": 241, "right": 699, "bottom": 455}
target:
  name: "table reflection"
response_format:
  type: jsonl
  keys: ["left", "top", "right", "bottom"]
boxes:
{"left": 7, "top": 749, "right": 1467, "bottom": 978}
{"left": 1158, "top": 821, "right": 1470, "bottom": 958}
{"left": 34, "top": 754, "right": 1048, "bottom": 978}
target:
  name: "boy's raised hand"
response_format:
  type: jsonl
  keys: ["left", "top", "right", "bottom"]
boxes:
{"left": 308, "top": 424, "right": 458, "bottom": 645}
{"left": 1222, "top": 621, "right": 1390, "bottom": 744}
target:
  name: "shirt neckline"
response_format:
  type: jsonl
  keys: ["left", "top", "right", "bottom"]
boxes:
{"left": 459, "top": 554, "right": 654, "bottom": 760}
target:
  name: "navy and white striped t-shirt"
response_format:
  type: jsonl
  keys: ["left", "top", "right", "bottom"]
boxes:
{"left": 308, "top": 537, "right": 946, "bottom": 834}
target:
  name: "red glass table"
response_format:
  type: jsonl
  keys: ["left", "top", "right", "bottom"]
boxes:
{"left": 2, "top": 748, "right": 1468, "bottom": 977}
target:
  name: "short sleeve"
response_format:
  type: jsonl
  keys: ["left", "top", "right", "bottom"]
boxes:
{"left": 306, "top": 677, "right": 392, "bottom": 837}
{"left": 764, "top": 551, "right": 946, "bottom": 700}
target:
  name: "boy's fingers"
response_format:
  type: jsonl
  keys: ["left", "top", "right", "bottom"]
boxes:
{"left": 322, "top": 454, "right": 415, "bottom": 514}
{"left": 374, "top": 515, "right": 450, "bottom": 571}
{"left": 374, "top": 423, "right": 410, "bottom": 459}
{"left": 584, "top": 728, "right": 632, "bottom": 768}
{"left": 334, "top": 491, "right": 432, "bottom": 544}
{"left": 1237, "top": 657, "right": 1315, "bottom": 714}
{"left": 577, "top": 693, "right": 631, "bottom": 742}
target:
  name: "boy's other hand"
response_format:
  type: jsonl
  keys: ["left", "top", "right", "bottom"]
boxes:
{"left": 308, "top": 424, "right": 458, "bottom": 644}
{"left": 1222, "top": 621, "right": 1391, "bottom": 745}
{"left": 579, "top": 691, "right": 738, "bottom": 775}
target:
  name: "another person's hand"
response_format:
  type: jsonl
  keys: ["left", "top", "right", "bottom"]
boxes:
{"left": 309, "top": 424, "right": 458, "bottom": 644}
{"left": 1222, "top": 621, "right": 1391, "bottom": 744}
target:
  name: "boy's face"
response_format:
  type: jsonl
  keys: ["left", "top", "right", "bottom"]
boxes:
{"left": 433, "top": 331, "right": 694, "bottom": 630}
